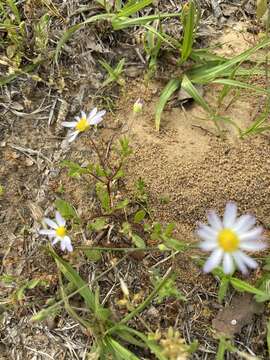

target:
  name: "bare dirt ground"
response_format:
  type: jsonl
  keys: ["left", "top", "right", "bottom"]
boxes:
{"left": 1, "top": 4, "right": 270, "bottom": 360}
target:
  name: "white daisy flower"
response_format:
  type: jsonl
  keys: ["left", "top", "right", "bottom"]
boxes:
{"left": 62, "top": 108, "right": 106, "bottom": 143}
{"left": 197, "top": 202, "right": 267, "bottom": 274}
{"left": 39, "top": 211, "right": 73, "bottom": 252}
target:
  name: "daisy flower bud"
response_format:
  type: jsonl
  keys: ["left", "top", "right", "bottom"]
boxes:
{"left": 197, "top": 202, "right": 267, "bottom": 275}
{"left": 39, "top": 211, "right": 73, "bottom": 252}
{"left": 133, "top": 98, "right": 143, "bottom": 114}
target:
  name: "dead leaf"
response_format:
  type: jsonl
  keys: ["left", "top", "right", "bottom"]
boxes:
{"left": 212, "top": 294, "right": 264, "bottom": 337}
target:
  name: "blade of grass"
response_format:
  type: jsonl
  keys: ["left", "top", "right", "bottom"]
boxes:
{"left": 48, "top": 247, "right": 96, "bottom": 311}
{"left": 155, "top": 79, "right": 181, "bottom": 131}
{"left": 212, "top": 78, "right": 270, "bottom": 95}
{"left": 189, "top": 37, "right": 270, "bottom": 83}
{"left": 105, "top": 337, "right": 141, "bottom": 360}
{"left": 6, "top": 0, "right": 21, "bottom": 24}
{"left": 181, "top": 74, "right": 212, "bottom": 113}
{"left": 55, "top": 13, "right": 113, "bottom": 63}
{"left": 112, "top": 12, "right": 180, "bottom": 30}
{"left": 181, "top": 0, "right": 195, "bottom": 62}
{"left": 241, "top": 101, "right": 270, "bottom": 137}
{"left": 118, "top": 0, "right": 153, "bottom": 17}
{"left": 119, "top": 267, "right": 172, "bottom": 324}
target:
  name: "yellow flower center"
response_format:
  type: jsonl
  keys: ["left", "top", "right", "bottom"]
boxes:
{"left": 56, "top": 226, "right": 66, "bottom": 237}
{"left": 218, "top": 228, "right": 239, "bottom": 252}
{"left": 75, "top": 117, "right": 90, "bottom": 132}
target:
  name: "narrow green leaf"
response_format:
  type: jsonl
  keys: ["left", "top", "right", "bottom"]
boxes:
{"left": 230, "top": 277, "right": 267, "bottom": 297}
{"left": 212, "top": 78, "right": 270, "bottom": 95}
{"left": 112, "top": 13, "right": 180, "bottom": 30}
{"left": 118, "top": 0, "right": 153, "bottom": 17}
{"left": 181, "top": 75, "right": 211, "bottom": 113}
{"left": 106, "top": 337, "right": 141, "bottom": 359}
{"left": 155, "top": 79, "right": 181, "bottom": 131}
{"left": 55, "top": 13, "right": 113, "bottom": 63}
{"left": 6, "top": 0, "right": 21, "bottom": 24}
{"left": 48, "top": 248, "right": 96, "bottom": 311}
{"left": 181, "top": 0, "right": 195, "bottom": 61}
{"left": 189, "top": 37, "right": 270, "bottom": 83}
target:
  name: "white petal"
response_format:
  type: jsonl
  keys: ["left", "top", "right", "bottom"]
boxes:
{"left": 239, "top": 226, "right": 263, "bottom": 242}
{"left": 88, "top": 107, "right": 97, "bottom": 119}
{"left": 61, "top": 121, "right": 77, "bottom": 128}
{"left": 236, "top": 251, "right": 258, "bottom": 269}
{"left": 44, "top": 218, "right": 58, "bottom": 229}
{"left": 239, "top": 241, "right": 267, "bottom": 252}
{"left": 52, "top": 237, "right": 60, "bottom": 245}
{"left": 68, "top": 131, "right": 79, "bottom": 143}
{"left": 55, "top": 211, "right": 65, "bottom": 227}
{"left": 81, "top": 111, "right": 87, "bottom": 119}
{"left": 222, "top": 253, "right": 234, "bottom": 274}
{"left": 207, "top": 211, "right": 223, "bottom": 230}
{"left": 61, "top": 236, "right": 73, "bottom": 252}
{"left": 197, "top": 224, "right": 218, "bottom": 240}
{"left": 39, "top": 229, "right": 56, "bottom": 236}
{"left": 232, "top": 214, "right": 256, "bottom": 233}
{"left": 223, "top": 202, "right": 237, "bottom": 227}
{"left": 200, "top": 241, "right": 218, "bottom": 251}
{"left": 232, "top": 252, "right": 248, "bottom": 274}
{"left": 203, "top": 248, "right": 223, "bottom": 273}
{"left": 89, "top": 110, "right": 106, "bottom": 125}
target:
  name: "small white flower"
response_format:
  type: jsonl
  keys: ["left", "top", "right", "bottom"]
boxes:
{"left": 62, "top": 108, "right": 106, "bottom": 143}
{"left": 133, "top": 98, "right": 143, "bottom": 114}
{"left": 197, "top": 202, "right": 267, "bottom": 274}
{"left": 39, "top": 211, "right": 73, "bottom": 252}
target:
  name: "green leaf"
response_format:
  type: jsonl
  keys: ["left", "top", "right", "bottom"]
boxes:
{"left": 164, "top": 223, "right": 175, "bottom": 237}
{"left": 118, "top": 0, "right": 153, "bottom": 17}
{"left": 131, "top": 234, "right": 146, "bottom": 248}
{"left": 84, "top": 249, "right": 102, "bottom": 262}
{"left": 189, "top": 37, "right": 270, "bottom": 83}
{"left": 212, "top": 78, "right": 270, "bottom": 95}
{"left": 181, "top": 75, "right": 211, "bottom": 113}
{"left": 155, "top": 78, "right": 181, "bottom": 131}
{"left": 257, "top": 0, "right": 268, "bottom": 19}
{"left": 55, "top": 13, "right": 113, "bottom": 63}
{"left": 61, "top": 160, "right": 89, "bottom": 177}
{"left": 112, "top": 13, "right": 180, "bottom": 31}
{"left": 96, "top": 182, "right": 111, "bottom": 213}
{"left": 230, "top": 277, "right": 267, "bottom": 298}
{"left": 113, "top": 168, "right": 125, "bottom": 180}
{"left": 114, "top": 199, "right": 129, "bottom": 210}
{"left": 55, "top": 199, "right": 78, "bottom": 220}
{"left": 106, "top": 337, "right": 141, "bottom": 359}
{"left": 181, "top": 0, "right": 196, "bottom": 62}
{"left": 6, "top": 0, "right": 21, "bottom": 24}
{"left": 133, "top": 210, "right": 146, "bottom": 223}
{"left": 162, "top": 237, "right": 187, "bottom": 251}
{"left": 88, "top": 218, "right": 107, "bottom": 232}
{"left": 48, "top": 248, "right": 96, "bottom": 311}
